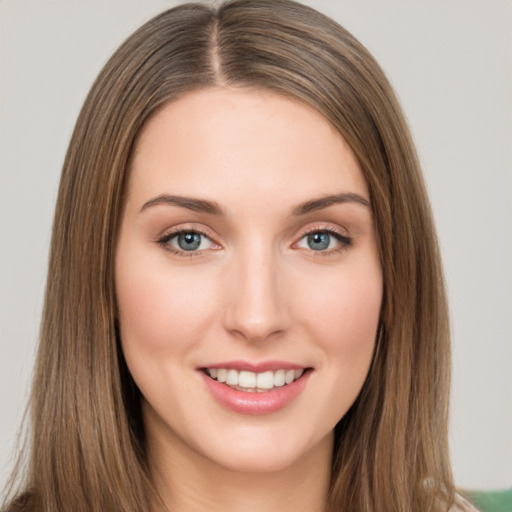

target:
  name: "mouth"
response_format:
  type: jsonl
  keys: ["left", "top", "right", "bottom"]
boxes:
{"left": 198, "top": 361, "right": 313, "bottom": 415}
{"left": 202, "top": 367, "right": 309, "bottom": 393}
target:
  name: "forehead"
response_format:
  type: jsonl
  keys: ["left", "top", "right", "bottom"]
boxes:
{"left": 127, "top": 87, "right": 368, "bottom": 209}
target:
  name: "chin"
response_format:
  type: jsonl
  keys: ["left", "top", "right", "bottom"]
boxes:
{"left": 210, "top": 448, "right": 303, "bottom": 474}
{"left": 193, "top": 426, "right": 334, "bottom": 475}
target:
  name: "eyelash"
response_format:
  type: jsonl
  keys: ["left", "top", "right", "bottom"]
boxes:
{"left": 296, "top": 227, "right": 352, "bottom": 256}
{"left": 157, "top": 226, "right": 352, "bottom": 257}
{"left": 157, "top": 227, "right": 216, "bottom": 258}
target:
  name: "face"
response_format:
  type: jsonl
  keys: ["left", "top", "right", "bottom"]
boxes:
{"left": 115, "top": 88, "right": 382, "bottom": 474}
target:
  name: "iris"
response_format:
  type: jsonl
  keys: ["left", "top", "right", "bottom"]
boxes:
{"left": 177, "top": 232, "right": 202, "bottom": 251}
{"left": 307, "top": 232, "right": 330, "bottom": 251}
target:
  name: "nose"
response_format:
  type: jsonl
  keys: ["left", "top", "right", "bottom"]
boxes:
{"left": 222, "top": 245, "right": 289, "bottom": 343}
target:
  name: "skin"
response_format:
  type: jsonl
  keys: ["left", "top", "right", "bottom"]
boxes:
{"left": 115, "top": 87, "right": 383, "bottom": 512}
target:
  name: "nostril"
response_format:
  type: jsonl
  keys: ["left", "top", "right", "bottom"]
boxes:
{"left": 229, "top": 327, "right": 285, "bottom": 344}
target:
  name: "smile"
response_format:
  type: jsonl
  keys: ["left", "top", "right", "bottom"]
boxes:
{"left": 205, "top": 368, "right": 304, "bottom": 392}
{"left": 199, "top": 363, "right": 312, "bottom": 415}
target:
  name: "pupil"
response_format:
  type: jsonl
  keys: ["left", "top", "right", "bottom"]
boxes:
{"left": 308, "top": 232, "right": 330, "bottom": 251}
{"left": 178, "top": 232, "right": 201, "bottom": 251}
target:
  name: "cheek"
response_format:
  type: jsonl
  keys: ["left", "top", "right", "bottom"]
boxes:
{"left": 278, "top": 259, "right": 382, "bottom": 436}
{"left": 115, "top": 259, "right": 222, "bottom": 406}
{"left": 300, "top": 268, "right": 382, "bottom": 346}
{"left": 115, "top": 258, "right": 217, "bottom": 355}
{"left": 294, "top": 260, "right": 382, "bottom": 396}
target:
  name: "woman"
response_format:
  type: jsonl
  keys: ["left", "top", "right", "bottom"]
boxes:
{"left": 2, "top": 1, "right": 478, "bottom": 510}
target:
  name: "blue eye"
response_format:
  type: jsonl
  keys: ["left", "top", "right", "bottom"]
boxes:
{"left": 159, "top": 230, "right": 214, "bottom": 253}
{"left": 307, "top": 232, "right": 331, "bottom": 251}
{"left": 176, "top": 232, "right": 202, "bottom": 251}
{"left": 296, "top": 230, "right": 351, "bottom": 252}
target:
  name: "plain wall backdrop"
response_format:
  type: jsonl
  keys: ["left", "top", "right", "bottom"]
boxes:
{"left": 1, "top": 0, "right": 511, "bottom": 492}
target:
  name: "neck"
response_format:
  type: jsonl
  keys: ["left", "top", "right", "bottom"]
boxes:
{"left": 147, "top": 427, "right": 333, "bottom": 512}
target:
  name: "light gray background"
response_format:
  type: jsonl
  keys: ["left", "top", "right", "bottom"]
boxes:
{"left": 1, "top": 0, "right": 511, "bottom": 491}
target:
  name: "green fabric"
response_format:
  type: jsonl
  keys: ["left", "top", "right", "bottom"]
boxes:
{"left": 467, "top": 488, "right": 512, "bottom": 512}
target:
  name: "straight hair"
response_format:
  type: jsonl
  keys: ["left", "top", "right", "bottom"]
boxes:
{"left": 3, "top": 1, "right": 454, "bottom": 511}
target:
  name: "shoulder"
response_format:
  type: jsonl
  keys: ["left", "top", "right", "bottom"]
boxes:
{"left": 449, "top": 493, "right": 480, "bottom": 511}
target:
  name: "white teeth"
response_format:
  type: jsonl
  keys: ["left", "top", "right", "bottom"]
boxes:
{"left": 226, "top": 369, "right": 238, "bottom": 386}
{"left": 274, "top": 369, "right": 286, "bottom": 387}
{"left": 206, "top": 367, "right": 306, "bottom": 391}
{"left": 238, "top": 371, "right": 256, "bottom": 388}
{"left": 256, "top": 371, "right": 274, "bottom": 389}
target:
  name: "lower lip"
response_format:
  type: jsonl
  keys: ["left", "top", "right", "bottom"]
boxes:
{"left": 200, "top": 370, "right": 311, "bottom": 415}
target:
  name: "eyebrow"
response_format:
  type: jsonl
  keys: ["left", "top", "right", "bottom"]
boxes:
{"left": 140, "top": 194, "right": 224, "bottom": 215}
{"left": 140, "top": 191, "right": 370, "bottom": 216}
{"left": 292, "top": 193, "right": 370, "bottom": 215}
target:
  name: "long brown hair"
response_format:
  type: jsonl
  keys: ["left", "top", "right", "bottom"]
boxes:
{"left": 3, "top": 1, "right": 454, "bottom": 510}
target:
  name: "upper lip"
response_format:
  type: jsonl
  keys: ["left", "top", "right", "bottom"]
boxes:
{"left": 198, "top": 360, "right": 311, "bottom": 372}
